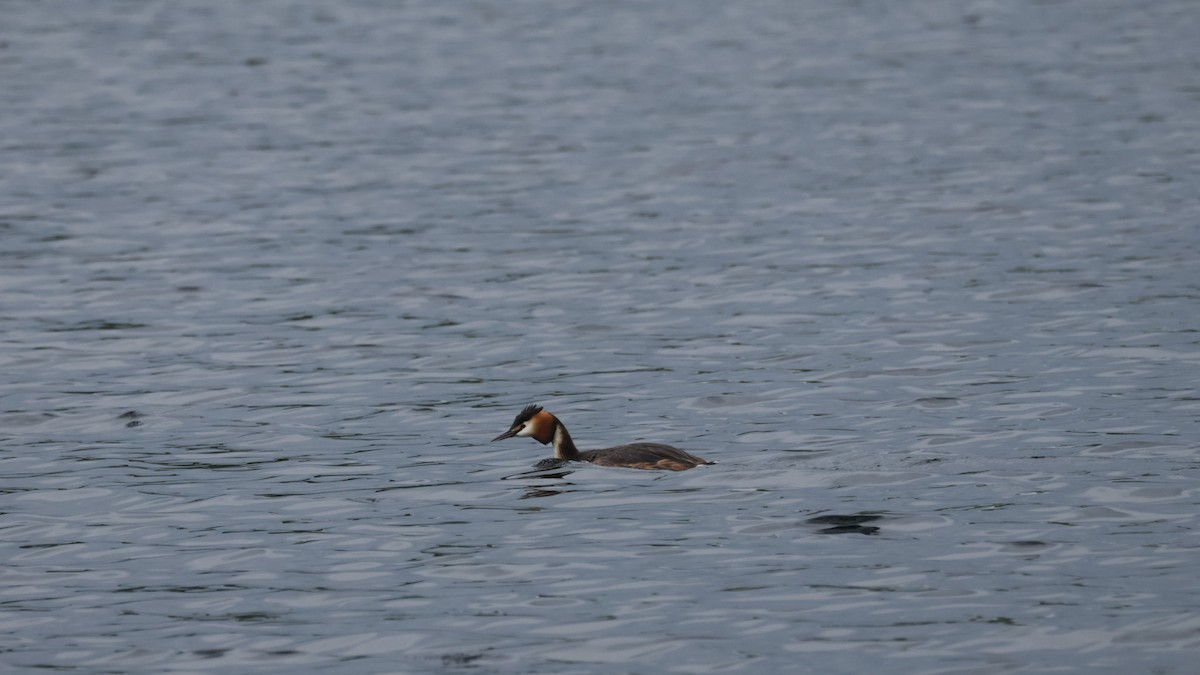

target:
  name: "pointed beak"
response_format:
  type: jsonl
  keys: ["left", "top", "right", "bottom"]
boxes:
{"left": 492, "top": 428, "right": 519, "bottom": 442}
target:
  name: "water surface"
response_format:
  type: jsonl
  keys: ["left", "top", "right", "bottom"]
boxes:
{"left": 2, "top": 1, "right": 1199, "bottom": 672}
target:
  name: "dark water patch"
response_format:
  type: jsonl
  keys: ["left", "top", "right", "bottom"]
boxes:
{"left": 806, "top": 512, "right": 885, "bottom": 535}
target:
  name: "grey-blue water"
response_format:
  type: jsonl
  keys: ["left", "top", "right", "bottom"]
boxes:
{"left": 3, "top": 1, "right": 1199, "bottom": 672}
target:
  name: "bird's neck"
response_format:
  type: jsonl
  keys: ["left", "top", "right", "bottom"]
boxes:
{"left": 551, "top": 420, "right": 580, "bottom": 460}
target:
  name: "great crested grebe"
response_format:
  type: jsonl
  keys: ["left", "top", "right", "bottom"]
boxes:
{"left": 491, "top": 404, "right": 712, "bottom": 471}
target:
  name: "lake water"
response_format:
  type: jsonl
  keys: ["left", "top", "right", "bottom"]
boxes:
{"left": 2, "top": 1, "right": 1199, "bottom": 672}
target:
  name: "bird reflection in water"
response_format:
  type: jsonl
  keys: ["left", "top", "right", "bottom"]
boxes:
{"left": 502, "top": 460, "right": 575, "bottom": 499}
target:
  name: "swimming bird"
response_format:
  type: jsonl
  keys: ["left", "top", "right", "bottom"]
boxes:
{"left": 491, "top": 404, "right": 712, "bottom": 471}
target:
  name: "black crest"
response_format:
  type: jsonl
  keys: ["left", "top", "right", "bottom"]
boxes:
{"left": 512, "top": 404, "right": 542, "bottom": 426}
